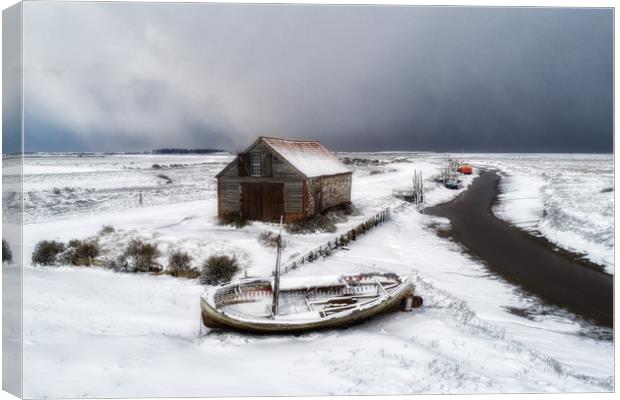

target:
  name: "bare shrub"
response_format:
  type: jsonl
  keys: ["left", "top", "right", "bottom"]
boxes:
{"left": 32, "top": 240, "right": 66, "bottom": 266}
{"left": 258, "top": 231, "right": 284, "bottom": 248}
{"left": 200, "top": 255, "right": 240, "bottom": 285}
{"left": 63, "top": 239, "right": 100, "bottom": 266}
{"left": 168, "top": 250, "right": 194, "bottom": 277}
{"left": 110, "top": 239, "right": 161, "bottom": 273}
{"left": 2, "top": 239, "right": 12, "bottom": 263}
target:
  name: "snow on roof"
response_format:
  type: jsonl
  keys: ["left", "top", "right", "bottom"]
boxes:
{"left": 261, "top": 137, "right": 352, "bottom": 178}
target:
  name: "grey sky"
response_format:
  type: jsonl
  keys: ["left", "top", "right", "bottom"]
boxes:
{"left": 16, "top": 2, "right": 613, "bottom": 153}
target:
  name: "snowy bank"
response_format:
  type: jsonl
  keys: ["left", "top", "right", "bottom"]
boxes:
{"left": 467, "top": 154, "right": 614, "bottom": 274}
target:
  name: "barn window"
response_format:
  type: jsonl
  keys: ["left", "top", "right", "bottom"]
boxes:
{"left": 250, "top": 153, "right": 262, "bottom": 176}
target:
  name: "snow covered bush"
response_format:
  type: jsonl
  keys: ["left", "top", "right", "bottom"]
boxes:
{"left": 2, "top": 239, "right": 12, "bottom": 263}
{"left": 200, "top": 255, "right": 239, "bottom": 285}
{"left": 62, "top": 239, "right": 100, "bottom": 266}
{"left": 99, "top": 225, "right": 115, "bottom": 235}
{"left": 32, "top": 240, "right": 66, "bottom": 266}
{"left": 168, "top": 250, "right": 197, "bottom": 278}
{"left": 109, "top": 239, "right": 161, "bottom": 273}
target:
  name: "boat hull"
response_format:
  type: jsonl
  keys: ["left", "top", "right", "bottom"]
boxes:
{"left": 201, "top": 274, "right": 416, "bottom": 333}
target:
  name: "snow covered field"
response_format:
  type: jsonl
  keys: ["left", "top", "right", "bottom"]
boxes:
{"left": 4, "top": 153, "right": 230, "bottom": 224}
{"left": 3, "top": 152, "right": 614, "bottom": 396}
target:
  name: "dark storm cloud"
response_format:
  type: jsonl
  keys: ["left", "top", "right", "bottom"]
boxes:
{"left": 3, "top": 3, "right": 22, "bottom": 155}
{"left": 22, "top": 3, "right": 612, "bottom": 153}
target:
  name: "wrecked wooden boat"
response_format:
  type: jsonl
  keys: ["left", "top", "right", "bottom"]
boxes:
{"left": 201, "top": 272, "right": 420, "bottom": 333}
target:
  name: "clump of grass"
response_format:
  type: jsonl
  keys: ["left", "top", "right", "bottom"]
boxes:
{"left": 200, "top": 255, "right": 240, "bottom": 285}
{"left": 99, "top": 225, "right": 115, "bottom": 235}
{"left": 32, "top": 240, "right": 66, "bottom": 266}
{"left": 220, "top": 214, "right": 251, "bottom": 229}
{"left": 63, "top": 239, "right": 100, "bottom": 266}
{"left": 286, "top": 213, "right": 337, "bottom": 234}
{"left": 338, "top": 202, "right": 361, "bottom": 216}
{"left": 286, "top": 203, "right": 360, "bottom": 234}
{"left": 258, "top": 231, "right": 284, "bottom": 248}
{"left": 328, "top": 202, "right": 361, "bottom": 223}
{"left": 168, "top": 250, "right": 196, "bottom": 278}
{"left": 109, "top": 239, "right": 161, "bottom": 273}
{"left": 2, "top": 239, "right": 13, "bottom": 264}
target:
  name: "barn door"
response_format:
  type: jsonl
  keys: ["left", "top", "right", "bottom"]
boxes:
{"left": 262, "top": 183, "right": 284, "bottom": 222}
{"left": 241, "top": 182, "right": 284, "bottom": 221}
{"left": 241, "top": 183, "right": 262, "bottom": 220}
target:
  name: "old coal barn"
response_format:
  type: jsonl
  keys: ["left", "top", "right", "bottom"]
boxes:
{"left": 216, "top": 137, "right": 352, "bottom": 223}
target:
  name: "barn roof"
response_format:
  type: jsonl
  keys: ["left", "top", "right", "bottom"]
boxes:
{"left": 260, "top": 137, "right": 352, "bottom": 178}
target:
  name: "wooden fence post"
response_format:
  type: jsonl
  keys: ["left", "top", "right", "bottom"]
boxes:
{"left": 280, "top": 206, "right": 390, "bottom": 275}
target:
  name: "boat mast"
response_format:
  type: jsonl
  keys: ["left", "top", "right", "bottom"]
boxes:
{"left": 272, "top": 215, "right": 284, "bottom": 316}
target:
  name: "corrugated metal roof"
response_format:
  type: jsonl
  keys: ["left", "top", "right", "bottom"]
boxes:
{"left": 261, "top": 137, "right": 352, "bottom": 178}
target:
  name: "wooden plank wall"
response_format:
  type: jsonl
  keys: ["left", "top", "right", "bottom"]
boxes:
{"left": 218, "top": 140, "right": 306, "bottom": 218}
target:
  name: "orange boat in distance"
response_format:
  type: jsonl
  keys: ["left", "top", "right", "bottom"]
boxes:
{"left": 457, "top": 162, "right": 473, "bottom": 175}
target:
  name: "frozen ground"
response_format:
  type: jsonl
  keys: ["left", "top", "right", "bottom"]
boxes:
{"left": 3, "top": 153, "right": 231, "bottom": 224}
{"left": 465, "top": 153, "right": 614, "bottom": 273}
{"left": 3, "top": 153, "right": 614, "bottom": 396}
